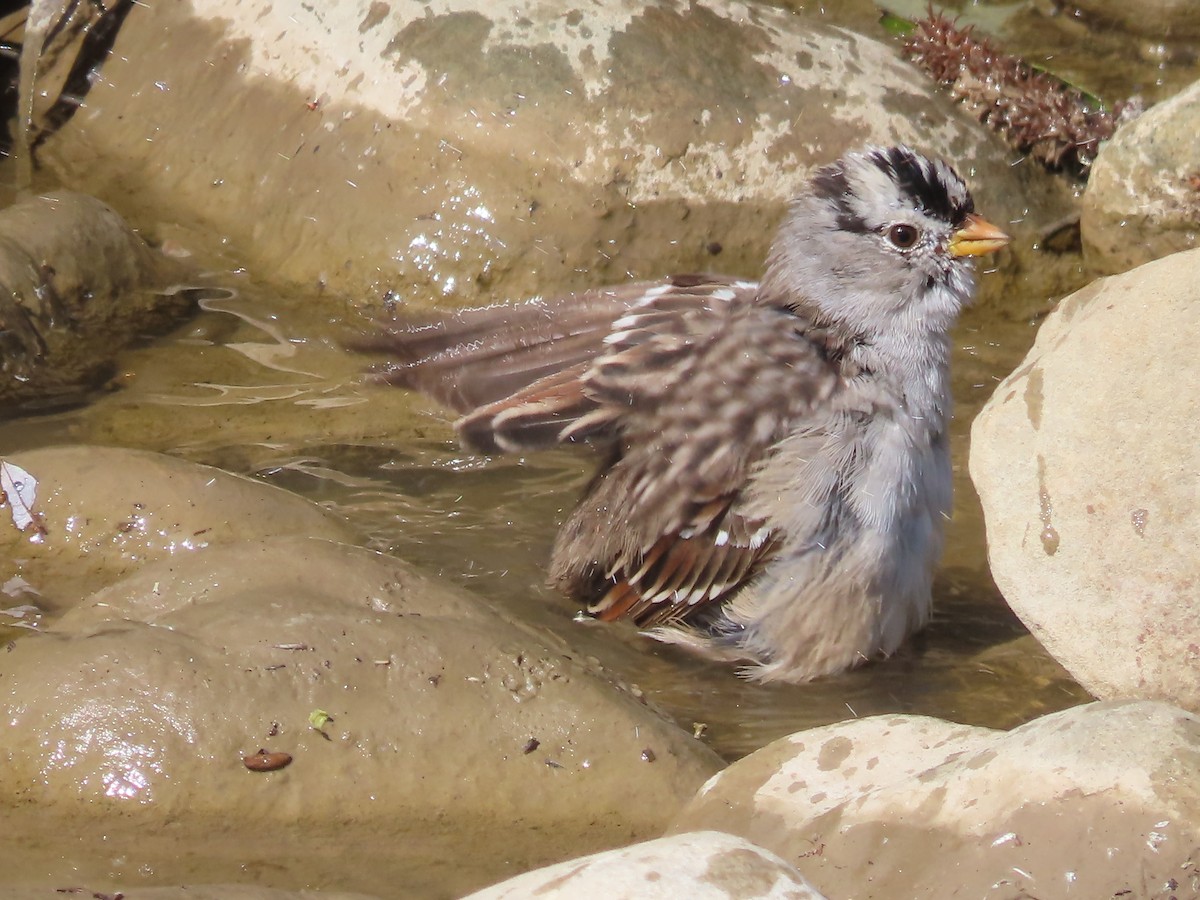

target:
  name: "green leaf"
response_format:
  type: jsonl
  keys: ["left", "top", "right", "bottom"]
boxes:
{"left": 879, "top": 10, "right": 917, "bottom": 37}
{"left": 309, "top": 708, "right": 333, "bottom": 731}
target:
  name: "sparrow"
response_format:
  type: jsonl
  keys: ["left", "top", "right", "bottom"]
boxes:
{"left": 353, "top": 146, "right": 1009, "bottom": 683}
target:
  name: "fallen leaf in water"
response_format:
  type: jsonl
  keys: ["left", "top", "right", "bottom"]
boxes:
{"left": 243, "top": 749, "right": 293, "bottom": 772}
{"left": 1, "top": 604, "right": 43, "bottom": 631}
{"left": 0, "top": 460, "right": 46, "bottom": 536}
{"left": 308, "top": 708, "right": 334, "bottom": 739}
{"left": 2, "top": 575, "right": 40, "bottom": 598}
{"left": 309, "top": 708, "right": 332, "bottom": 729}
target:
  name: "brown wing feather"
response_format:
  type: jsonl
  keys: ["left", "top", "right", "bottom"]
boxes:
{"left": 590, "top": 501, "right": 777, "bottom": 627}
{"left": 455, "top": 362, "right": 595, "bottom": 453}
{"left": 551, "top": 291, "right": 841, "bottom": 630}
{"left": 351, "top": 273, "right": 839, "bottom": 630}
{"left": 349, "top": 278, "right": 743, "bottom": 414}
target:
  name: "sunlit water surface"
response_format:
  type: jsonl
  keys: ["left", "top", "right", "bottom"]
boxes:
{"left": 8, "top": 0, "right": 1194, "bottom": 762}
{"left": 0, "top": 267, "right": 1091, "bottom": 761}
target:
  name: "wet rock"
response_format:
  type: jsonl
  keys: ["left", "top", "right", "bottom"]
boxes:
{"left": 669, "top": 701, "right": 1200, "bottom": 899}
{"left": 464, "top": 831, "right": 825, "bottom": 900}
{"left": 31, "top": 0, "right": 1072, "bottom": 311}
{"left": 1081, "top": 79, "right": 1200, "bottom": 275}
{"left": 0, "top": 191, "right": 194, "bottom": 412}
{"left": 0, "top": 447, "right": 720, "bottom": 895}
{"left": 969, "top": 249, "right": 1200, "bottom": 711}
{"left": 0, "top": 445, "right": 355, "bottom": 612}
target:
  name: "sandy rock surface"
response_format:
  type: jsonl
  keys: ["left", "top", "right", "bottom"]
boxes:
{"left": 970, "top": 248, "right": 1200, "bottom": 711}
{"left": 1082, "top": 78, "right": 1200, "bottom": 275}
{"left": 670, "top": 701, "right": 1200, "bottom": 899}
{"left": 464, "top": 831, "right": 826, "bottom": 900}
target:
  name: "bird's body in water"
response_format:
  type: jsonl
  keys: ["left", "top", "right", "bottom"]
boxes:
{"left": 353, "top": 145, "right": 1009, "bottom": 683}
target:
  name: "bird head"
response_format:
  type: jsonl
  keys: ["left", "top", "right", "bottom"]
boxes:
{"left": 761, "top": 145, "right": 1009, "bottom": 341}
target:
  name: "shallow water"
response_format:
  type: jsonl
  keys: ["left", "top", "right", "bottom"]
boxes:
{"left": 10, "top": 0, "right": 1181, "bottom": 756}
{"left": 3, "top": 6, "right": 1198, "bottom": 899}
{"left": 0, "top": 258, "right": 1092, "bottom": 761}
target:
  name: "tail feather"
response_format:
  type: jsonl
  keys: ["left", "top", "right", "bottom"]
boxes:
{"left": 348, "top": 276, "right": 750, "bottom": 455}
{"left": 349, "top": 286, "right": 650, "bottom": 414}
{"left": 457, "top": 363, "right": 597, "bottom": 453}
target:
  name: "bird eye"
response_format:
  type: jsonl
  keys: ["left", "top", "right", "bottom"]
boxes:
{"left": 887, "top": 224, "right": 920, "bottom": 249}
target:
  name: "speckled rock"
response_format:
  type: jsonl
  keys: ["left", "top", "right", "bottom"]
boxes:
{"left": 672, "top": 715, "right": 998, "bottom": 831}
{"left": 464, "top": 831, "right": 826, "bottom": 900}
{"left": 1082, "top": 78, "right": 1200, "bottom": 275}
{"left": 31, "top": 0, "right": 1070, "bottom": 307}
{"left": 0, "top": 447, "right": 720, "bottom": 895}
{"left": 670, "top": 702, "right": 1200, "bottom": 899}
{"left": 970, "top": 249, "right": 1200, "bottom": 711}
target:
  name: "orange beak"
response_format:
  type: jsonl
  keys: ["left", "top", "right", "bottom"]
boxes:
{"left": 948, "top": 213, "right": 1010, "bottom": 258}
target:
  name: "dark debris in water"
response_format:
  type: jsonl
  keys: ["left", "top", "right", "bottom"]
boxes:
{"left": 901, "top": 8, "right": 1142, "bottom": 176}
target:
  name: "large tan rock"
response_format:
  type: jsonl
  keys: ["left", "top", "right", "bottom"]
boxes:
{"left": 671, "top": 702, "right": 1200, "bottom": 899}
{"left": 674, "top": 715, "right": 997, "bottom": 832}
{"left": 969, "top": 248, "right": 1200, "bottom": 711}
{"left": 32, "top": 0, "right": 1069, "bottom": 306}
{"left": 0, "top": 447, "right": 720, "bottom": 896}
{"left": 1082, "top": 79, "right": 1200, "bottom": 275}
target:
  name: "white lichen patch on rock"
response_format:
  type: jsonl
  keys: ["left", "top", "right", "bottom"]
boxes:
{"left": 216, "top": 0, "right": 641, "bottom": 112}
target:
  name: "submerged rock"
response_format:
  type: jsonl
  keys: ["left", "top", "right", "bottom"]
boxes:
{"left": 0, "top": 191, "right": 195, "bottom": 412}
